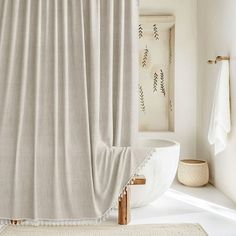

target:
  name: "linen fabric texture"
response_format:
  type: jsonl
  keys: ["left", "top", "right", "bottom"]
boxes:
{"left": 0, "top": 0, "right": 150, "bottom": 223}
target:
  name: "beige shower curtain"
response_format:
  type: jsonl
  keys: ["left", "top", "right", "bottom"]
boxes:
{"left": 0, "top": 0, "right": 151, "bottom": 224}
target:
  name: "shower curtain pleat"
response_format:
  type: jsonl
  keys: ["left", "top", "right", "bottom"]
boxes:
{"left": 12, "top": 0, "right": 32, "bottom": 217}
{"left": 113, "top": 0, "right": 125, "bottom": 146}
{"left": 99, "top": 0, "right": 114, "bottom": 147}
{"left": 0, "top": 0, "right": 153, "bottom": 224}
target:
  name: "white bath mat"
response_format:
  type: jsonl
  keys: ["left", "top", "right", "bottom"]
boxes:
{"left": 0, "top": 224, "right": 207, "bottom": 236}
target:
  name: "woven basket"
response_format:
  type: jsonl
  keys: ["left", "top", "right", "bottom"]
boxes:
{"left": 177, "top": 159, "right": 209, "bottom": 187}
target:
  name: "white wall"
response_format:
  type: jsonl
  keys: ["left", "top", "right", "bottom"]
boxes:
{"left": 139, "top": 0, "right": 198, "bottom": 158}
{"left": 197, "top": 0, "right": 236, "bottom": 203}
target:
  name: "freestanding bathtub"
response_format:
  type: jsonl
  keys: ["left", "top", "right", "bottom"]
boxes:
{"left": 131, "top": 139, "right": 180, "bottom": 208}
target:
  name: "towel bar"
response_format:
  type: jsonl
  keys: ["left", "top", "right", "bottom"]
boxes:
{"left": 207, "top": 56, "right": 230, "bottom": 64}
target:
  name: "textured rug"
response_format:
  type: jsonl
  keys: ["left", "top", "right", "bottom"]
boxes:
{"left": 0, "top": 224, "right": 208, "bottom": 236}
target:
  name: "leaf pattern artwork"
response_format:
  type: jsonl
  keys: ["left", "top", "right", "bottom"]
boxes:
{"left": 153, "top": 24, "right": 159, "bottom": 40}
{"left": 169, "top": 29, "right": 172, "bottom": 64}
{"left": 153, "top": 72, "right": 158, "bottom": 92}
{"left": 160, "top": 69, "right": 166, "bottom": 96}
{"left": 139, "top": 84, "right": 146, "bottom": 113}
{"left": 142, "top": 45, "right": 149, "bottom": 68}
{"left": 138, "top": 24, "right": 143, "bottom": 39}
{"left": 169, "top": 99, "right": 173, "bottom": 112}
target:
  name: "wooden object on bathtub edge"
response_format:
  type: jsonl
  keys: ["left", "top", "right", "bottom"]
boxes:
{"left": 118, "top": 186, "right": 131, "bottom": 225}
{"left": 10, "top": 219, "right": 22, "bottom": 225}
{"left": 118, "top": 175, "right": 146, "bottom": 225}
{"left": 132, "top": 175, "right": 146, "bottom": 185}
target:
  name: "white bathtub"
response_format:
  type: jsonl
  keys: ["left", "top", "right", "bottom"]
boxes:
{"left": 131, "top": 139, "right": 180, "bottom": 208}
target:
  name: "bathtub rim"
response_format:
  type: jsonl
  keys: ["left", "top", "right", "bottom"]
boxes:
{"left": 135, "top": 138, "right": 180, "bottom": 150}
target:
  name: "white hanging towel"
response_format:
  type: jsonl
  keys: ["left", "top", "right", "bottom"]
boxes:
{"left": 208, "top": 60, "right": 231, "bottom": 155}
